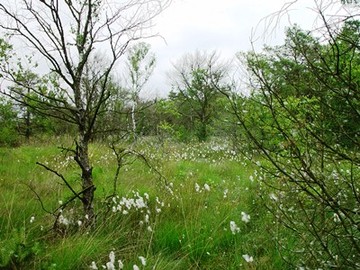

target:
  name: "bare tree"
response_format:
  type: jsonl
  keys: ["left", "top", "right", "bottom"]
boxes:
{"left": 0, "top": 0, "right": 170, "bottom": 226}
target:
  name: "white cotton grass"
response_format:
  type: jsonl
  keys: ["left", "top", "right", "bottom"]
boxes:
{"left": 104, "top": 251, "right": 116, "bottom": 270}
{"left": 230, "top": 221, "right": 240, "bottom": 234}
{"left": 91, "top": 250, "right": 124, "bottom": 270}
{"left": 242, "top": 254, "right": 254, "bottom": 263}
{"left": 138, "top": 256, "right": 146, "bottom": 266}
{"left": 203, "top": 183, "right": 211, "bottom": 191}
{"left": 269, "top": 193, "right": 278, "bottom": 201}
{"left": 195, "top": 183, "right": 201, "bottom": 192}
{"left": 195, "top": 182, "right": 211, "bottom": 193}
{"left": 58, "top": 214, "right": 70, "bottom": 226}
{"left": 241, "top": 211, "right": 250, "bottom": 223}
{"left": 118, "top": 260, "right": 124, "bottom": 269}
{"left": 90, "top": 261, "right": 98, "bottom": 269}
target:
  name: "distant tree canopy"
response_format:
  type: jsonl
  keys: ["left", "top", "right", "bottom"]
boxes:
{"left": 169, "top": 51, "right": 231, "bottom": 142}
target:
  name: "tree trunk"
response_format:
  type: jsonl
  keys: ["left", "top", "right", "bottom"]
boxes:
{"left": 131, "top": 101, "right": 137, "bottom": 141}
{"left": 74, "top": 104, "right": 96, "bottom": 226}
{"left": 77, "top": 132, "right": 96, "bottom": 226}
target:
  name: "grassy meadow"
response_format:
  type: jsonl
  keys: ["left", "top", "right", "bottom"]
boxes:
{"left": 0, "top": 137, "right": 288, "bottom": 269}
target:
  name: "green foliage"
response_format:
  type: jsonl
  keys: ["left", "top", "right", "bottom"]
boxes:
{"left": 169, "top": 51, "right": 231, "bottom": 142}
{"left": 0, "top": 140, "right": 285, "bottom": 269}
{"left": 0, "top": 97, "right": 19, "bottom": 146}
{"left": 235, "top": 21, "right": 360, "bottom": 269}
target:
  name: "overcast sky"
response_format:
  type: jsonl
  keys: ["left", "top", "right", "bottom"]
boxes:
{"left": 144, "top": 0, "right": 327, "bottom": 97}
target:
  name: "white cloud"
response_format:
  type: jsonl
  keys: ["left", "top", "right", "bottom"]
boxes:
{"left": 140, "top": 0, "right": 336, "bottom": 97}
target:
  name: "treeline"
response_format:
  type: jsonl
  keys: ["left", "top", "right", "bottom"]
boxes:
{"left": 1, "top": 22, "right": 360, "bottom": 149}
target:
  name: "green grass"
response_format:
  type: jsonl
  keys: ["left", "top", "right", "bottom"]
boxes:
{"left": 0, "top": 138, "right": 286, "bottom": 269}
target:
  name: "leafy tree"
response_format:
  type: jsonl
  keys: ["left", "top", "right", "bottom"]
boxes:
{"left": 226, "top": 18, "right": 360, "bottom": 269}
{"left": 123, "top": 42, "right": 156, "bottom": 141}
{"left": 170, "top": 50, "right": 231, "bottom": 141}
{"left": 0, "top": 97, "right": 19, "bottom": 146}
{"left": 0, "top": 0, "right": 170, "bottom": 226}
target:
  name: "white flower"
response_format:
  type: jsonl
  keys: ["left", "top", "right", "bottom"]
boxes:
{"left": 90, "top": 261, "right": 98, "bottom": 269}
{"left": 77, "top": 220, "right": 82, "bottom": 226}
{"left": 58, "top": 214, "right": 70, "bottom": 226}
{"left": 133, "top": 265, "right": 140, "bottom": 270}
{"left": 30, "top": 216, "right": 35, "bottom": 223}
{"left": 241, "top": 211, "right": 250, "bottom": 223}
{"left": 195, "top": 183, "right": 201, "bottom": 192}
{"left": 58, "top": 200, "right": 63, "bottom": 205}
{"left": 109, "top": 251, "right": 115, "bottom": 263}
{"left": 118, "top": 260, "right": 124, "bottom": 269}
{"left": 333, "top": 213, "right": 341, "bottom": 223}
{"left": 203, "top": 183, "right": 210, "bottom": 191}
{"left": 144, "top": 214, "right": 150, "bottom": 223}
{"left": 138, "top": 256, "right": 146, "bottom": 266}
{"left": 269, "top": 193, "right": 278, "bottom": 201}
{"left": 105, "top": 262, "right": 115, "bottom": 270}
{"left": 242, "top": 254, "right": 254, "bottom": 263}
{"left": 223, "top": 189, "right": 228, "bottom": 198}
{"left": 230, "top": 221, "right": 240, "bottom": 234}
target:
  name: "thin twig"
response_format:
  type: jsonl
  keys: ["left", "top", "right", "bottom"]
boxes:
{"left": 36, "top": 162, "right": 84, "bottom": 203}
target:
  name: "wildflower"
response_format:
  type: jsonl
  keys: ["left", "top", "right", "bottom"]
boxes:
{"left": 58, "top": 214, "right": 70, "bottom": 226}
{"left": 118, "top": 260, "right": 124, "bottom": 269}
{"left": 89, "top": 261, "right": 98, "bottom": 269}
{"left": 109, "top": 251, "right": 115, "bottom": 263}
{"left": 30, "top": 216, "right": 35, "bottom": 223}
{"left": 269, "top": 193, "right": 278, "bottom": 201}
{"left": 105, "top": 262, "right": 115, "bottom": 270}
{"left": 242, "top": 254, "right": 254, "bottom": 263}
{"left": 147, "top": 226, "right": 153, "bottom": 232}
{"left": 223, "top": 189, "right": 228, "bottom": 198}
{"left": 241, "top": 211, "right": 250, "bottom": 223}
{"left": 333, "top": 213, "right": 341, "bottom": 223}
{"left": 230, "top": 221, "right": 240, "bottom": 234}
{"left": 195, "top": 183, "right": 201, "bottom": 192}
{"left": 133, "top": 265, "right": 140, "bottom": 270}
{"left": 101, "top": 251, "right": 116, "bottom": 270}
{"left": 204, "top": 183, "right": 210, "bottom": 191}
{"left": 138, "top": 256, "right": 146, "bottom": 266}
{"left": 77, "top": 220, "right": 82, "bottom": 226}
{"left": 58, "top": 200, "right": 63, "bottom": 205}
{"left": 135, "top": 196, "right": 146, "bottom": 209}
